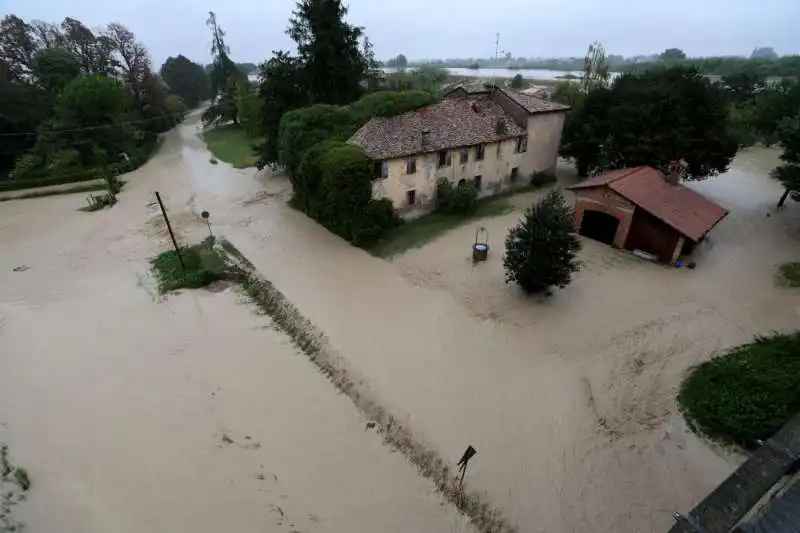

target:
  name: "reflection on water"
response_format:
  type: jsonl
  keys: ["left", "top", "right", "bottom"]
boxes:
{"left": 1, "top": 113, "right": 799, "bottom": 533}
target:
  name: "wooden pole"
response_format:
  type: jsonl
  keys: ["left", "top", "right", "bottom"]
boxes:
{"left": 155, "top": 191, "right": 185, "bottom": 269}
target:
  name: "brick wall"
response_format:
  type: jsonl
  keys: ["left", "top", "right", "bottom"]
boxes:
{"left": 572, "top": 187, "right": 635, "bottom": 248}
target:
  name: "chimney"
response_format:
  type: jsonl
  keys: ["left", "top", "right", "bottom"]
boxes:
{"left": 665, "top": 161, "right": 682, "bottom": 185}
{"left": 421, "top": 129, "right": 431, "bottom": 148}
{"left": 495, "top": 118, "right": 506, "bottom": 134}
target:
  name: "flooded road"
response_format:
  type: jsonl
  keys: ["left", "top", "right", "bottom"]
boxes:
{"left": 1, "top": 112, "right": 799, "bottom": 532}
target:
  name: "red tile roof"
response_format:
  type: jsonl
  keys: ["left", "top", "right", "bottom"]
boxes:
{"left": 348, "top": 96, "right": 525, "bottom": 160}
{"left": 566, "top": 166, "right": 729, "bottom": 241}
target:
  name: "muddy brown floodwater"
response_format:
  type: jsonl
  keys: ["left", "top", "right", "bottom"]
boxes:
{"left": 2, "top": 111, "right": 800, "bottom": 533}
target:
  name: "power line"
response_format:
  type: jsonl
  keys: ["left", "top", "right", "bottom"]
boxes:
{"left": 0, "top": 111, "right": 189, "bottom": 138}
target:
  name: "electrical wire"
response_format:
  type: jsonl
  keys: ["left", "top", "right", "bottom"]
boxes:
{"left": 0, "top": 111, "right": 190, "bottom": 137}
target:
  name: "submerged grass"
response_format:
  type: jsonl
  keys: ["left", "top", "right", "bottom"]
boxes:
{"left": 777, "top": 262, "right": 800, "bottom": 287}
{"left": 201, "top": 125, "right": 262, "bottom": 168}
{"left": 218, "top": 238, "right": 516, "bottom": 533}
{"left": 678, "top": 331, "right": 800, "bottom": 449}
{"left": 150, "top": 237, "right": 227, "bottom": 293}
{"left": 369, "top": 196, "right": 515, "bottom": 258}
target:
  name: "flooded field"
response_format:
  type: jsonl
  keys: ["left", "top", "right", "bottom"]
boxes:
{"left": 1, "top": 112, "right": 799, "bottom": 533}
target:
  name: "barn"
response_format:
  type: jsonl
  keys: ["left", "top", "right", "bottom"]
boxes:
{"left": 566, "top": 166, "right": 729, "bottom": 265}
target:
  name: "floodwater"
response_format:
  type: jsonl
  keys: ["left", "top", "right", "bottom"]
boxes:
{"left": 2, "top": 112, "right": 799, "bottom": 533}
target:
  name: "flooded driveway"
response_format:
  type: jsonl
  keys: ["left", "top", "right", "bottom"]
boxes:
{"left": 1, "top": 112, "right": 799, "bottom": 533}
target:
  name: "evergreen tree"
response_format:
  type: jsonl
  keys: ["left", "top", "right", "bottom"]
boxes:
{"left": 203, "top": 11, "right": 244, "bottom": 126}
{"left": 503, "top": 191, "right": 581, "bottom": 294}
{"left": 287, "top": 0, "right": 371, "bottom": 105}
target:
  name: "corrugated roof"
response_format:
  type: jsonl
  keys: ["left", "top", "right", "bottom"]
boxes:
{"left": 347, "top": 96, "right": 525, "bottom": 160}
{"left": 567, "top": 166, "right": 729, "bottom": 241}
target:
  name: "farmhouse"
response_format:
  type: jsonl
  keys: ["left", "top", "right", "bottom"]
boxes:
{"left": 348, "top": 84, "right": 569, "bottom": 217}
{"left": 566, "top": 166, "right": 729, "bottom": 265}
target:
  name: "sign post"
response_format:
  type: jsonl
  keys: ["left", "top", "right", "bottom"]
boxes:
{"left": 201, "top": 210, "right": 213, "bottom": 238}
{"left": 457, "top": 445, "right": 477, "bottom": 495}
{"left": 155, "top": 191, "right": 184, "bottom": 269}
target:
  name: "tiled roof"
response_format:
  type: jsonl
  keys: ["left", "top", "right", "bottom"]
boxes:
{"left": 567, "top": 166, "right": 729, "bottom": 241}
{"left": 500, "top": 89, "right": 571, "bottom": 114}
{"left": 348, "top": 96, "right": 525, "bottom": 160}
{"left": 443, "top": 84, "right": 571, "bottom": 114}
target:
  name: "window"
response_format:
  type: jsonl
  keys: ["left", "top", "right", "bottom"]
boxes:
{"left": 476, "top": 143, "right": 485, "bottom": 161}
{"left": 406, "top": 156, "right": 417, "bottom": 174}
{"left": 458, "top": 178, "right": 466, "bottom": 187}
{"left": 516, "top": 136, "right": 528, "bottom": 153}
{"left": 510, "top": 167, "right": 519, "bottom": 182}
{"left": 374, "top": 160, "right": 389, "bottom": 179}
{"left": 474, "top": 175, "right": 482, "bottom": 191}
{"left": 406, "top": 189, "right": 416, "bottom": 206}
{"left": 438, "top": 150, "right": 451, "bottom": 168}
{"left": 459, "top": 147, "right": 469, "bottom": 164}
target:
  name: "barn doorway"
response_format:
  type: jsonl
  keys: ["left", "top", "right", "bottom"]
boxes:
{"left": 579, "top": 210, "right": 620, "bottom": 245}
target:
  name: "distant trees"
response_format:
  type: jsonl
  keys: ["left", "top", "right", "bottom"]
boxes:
{"left": 202, "top": 11, "right": 246, "bottom": 126}
{"left": 0, "top": 14, "right": 182, "bottom": 185}
{"left": 384, "top": 65, "right": 448, "bottom": 93}
{"left": 560, "top": 67, "right": 738, "bottom": 179}
{"left": 160, "top": 55, "right": 210, "bottom": 108}
{"left": 386, "top": 54, "right": 408, "bottom": 68}
{"left": 510, "top": 73, "right": 524, "bottom": 89}
{"left": 751, "top": 47, "right": 778, "bottom": 60}
{"left": 660, "top": 48, "right": 687, "bottom": 62}
{"left": 503, "top": 191, "right": 581, "bottom": 294}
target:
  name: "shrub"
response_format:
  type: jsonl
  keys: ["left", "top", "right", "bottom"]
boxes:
{"left": 8, "top": 154, "right": 41, "bottom": 180}
{"left": 12, "top": 468, "right": 30, "bottom": 491}
{"left": 503, "top": 190, "right": 581, "bottom": 294}
{"left": 510, "top": 74, "right": 524, "bottom": 89}
{"left": 436, "top": 179, "right": 478, "bottom": 215}
{"left": 678, "top": 332, "right": 800, "bottom": 448}
{"left": 151, "top": 237, "right": 226, "bottom": 293}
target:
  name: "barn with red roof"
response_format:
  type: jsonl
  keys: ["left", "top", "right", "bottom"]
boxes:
{"left": 565, "top": 166, "right": 729, "bottom": 265}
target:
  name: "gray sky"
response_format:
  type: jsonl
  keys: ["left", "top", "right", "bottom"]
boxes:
{"left": 1, "top": 0, "right": 798, "bottom": 67}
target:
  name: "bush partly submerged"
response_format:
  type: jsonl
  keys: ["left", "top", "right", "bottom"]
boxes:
{"left": 678, "top": 331, "right": 800, "bottom": 448}
{"left": 150, "top": 237, "right": 227, "bottom": 293}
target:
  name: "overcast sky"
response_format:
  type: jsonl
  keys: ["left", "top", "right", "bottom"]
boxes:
{"left": 1, "top": 0, "right": 798, "bottom": 67}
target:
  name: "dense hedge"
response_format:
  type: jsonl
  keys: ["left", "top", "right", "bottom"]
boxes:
{"left": 280, "top": 91, "right": 436, "bottom": 246}
{"left": 294, "top": 141, "right": 397, "bottom": 246}
{"left": 0, "top": 134, "right": 160, "bottom": 192}
{"left": 278, "top": 90, "right": 436, "bottom": 176}
{"left": 436, "top": 179, "right": 478, "bottom": 215}
{"left": 678, "top": 332, "right": 800, "bottom": 448}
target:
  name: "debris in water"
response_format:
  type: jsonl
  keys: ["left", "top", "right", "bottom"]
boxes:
{"left": 12, "top": 265, "right": 29, "bottom": 272}
{"left": 365, "top": 421, "right": 376, "bottom": 430}
{"left": 221, "top": 433, "right": 234, "bottom": 444}
{"left": 209, "top": 158, "right": 218, "bottom": 165}
{"left": 255, "top": 473, "right": 265, "bottom": 481}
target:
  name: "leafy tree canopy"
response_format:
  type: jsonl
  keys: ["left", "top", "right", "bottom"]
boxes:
{"left": 771, "top": 114, "right": 800, "bottom": 206}
{"left": 510, "top": 73, "right": 524, "bottom": 89}
{"left": 751, "top": 47, "right": 778, "bottom": 60}
{"left": 561, "top": 66, "right": 738, "bottom": 179}
{"left": 160, "top": 54, "right": 210, "bottom": 109}
{"left": 660, "top": 48, "right": 687, "bottom": 62}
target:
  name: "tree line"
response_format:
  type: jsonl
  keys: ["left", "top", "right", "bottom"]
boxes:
{"left": 0, "top": 14, "right": 213, "bottom": 188}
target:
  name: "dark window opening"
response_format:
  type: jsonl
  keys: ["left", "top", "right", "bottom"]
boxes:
{"left": 460, "top": 148, "right": 469, "bottom": 164}
{"left": 458, "top": 178, "right": 466, "bottom": 187}
{"left": 510, "top": 167, "right": 519, "bottom": 182}
{"left": 476, "top": 143, "right": 485, "bottom": 160}
{"left": 374, "top": 160, "right": 388, "bottom": 179}
{"left": 438, "top": 150, "right": 450, "bottom": 168}
{"left": 516, "top": 136, "right": 528, "bottom": 153}
{"left": 474, "top": 175, "right": 482, "bottom": 191}
{"left": 579, "top": 210, "right": 620, "bottom": 245}
{"left": 406, "top": 157, "right": 417, "bottom": 174}
{"left": 406, "top": 189, "right": 416, "bottom": 206}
